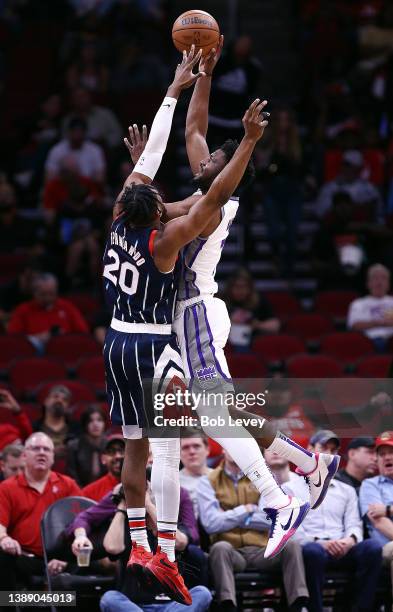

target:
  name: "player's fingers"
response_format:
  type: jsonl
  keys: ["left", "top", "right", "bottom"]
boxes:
{"left": 247, "top": 98, "right": 260, "bottom": 117}
{"left": 128, "top": 126, "right": 135, "bottom": 145}
{"left": 133, "top": 124, "right": 140, "bottom": 145}
{"left": 182, "top": 49, "right": 187, "bottom": 64}
{"left": 190, "top": 48, "right": 202, "bottom": 68}
{"left": 142, "top": 124, "right": 148, "bottom": 144}
{"left": 218, "top": 34, "right": 224, "bottom": 53}
{"left": 192, "top": 71, "right": 206, "bottom": 83}
{"left": 187, "top": 44, "right": 195, "bottom": 63}
{"left": 205, "top": 48, "right": 215, "bottom": 62}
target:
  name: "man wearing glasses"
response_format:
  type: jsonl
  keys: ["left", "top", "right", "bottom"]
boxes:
{"left": 0, "top": 431, "right": 81, "bottom": 590}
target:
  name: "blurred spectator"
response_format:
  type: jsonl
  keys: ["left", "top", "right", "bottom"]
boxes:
{"left": 316, "top": 149, "right": 383, "bottom": 220}
{"left": 261, "top": 379, "right": 317, "bottom": 448}
{"left": 0, "top": 444, "right": 24, "bottom": 481}
{"left": 335, "top": 436, "right": 377, "bottom": 493}
{"left": 99, "top": 484, "right": 211, "bottom": 612}
{"left": 259, "top": 107, "right": 303, "bottom": 277}
{"left": 33, "top": 385, "right": 80, "bottom": 464}
{"left": 67, "top": 482, "right": 202, "bottom": 580}
{"left": 308, "top": 430, "right": 340, "bottom": 455}
{"left": 264, "top": 447, "right": 299, "bottom": 487}
{"left": 179, "top": 436, "right": 211, "bottom": 518}
{"left": 92, "top": 307, "right": 111, "bottom": 345}
{"left": 288, "top": 433, "right": 382, "bottom": 612}
{"left": 0, "top": 176, "right": 46, "bottom": 255}
{"left": 198, "top": 450, "right": 309, "bottom": 612}
{"left": 208, "top": 36, "right": 262, "bottom": 145}
{"left": 66, "top": 404, "right": 107, "bottom": 486}
{"left": 222, "top": 269, "right": 279, "bottom": 350}
{"left": 65, "top": 40, "right": 109, "bottom": 93}
{"left": 0, "top": 432, "right": 80, "bottom": 590}
{"left": 81, "top": 434, "right": 124, "bottom": 501}
{"left": 0, "top": 390, "right": 33, "bottom": 451}
{"left": 45, "top": 117, "right": 106, "bottom": 182}
{"left": 43, "top": 156, "right": 103, "bottom": 217}
{"left": 33, "top": 94, "right": 63, "bottom": 147}
{"left": 311, "top": 191, "right": 367, "bottom": 290}
{"left": 0, "top": 264, "right": 42, "bottom": 323}
{"left": 7, "top": 273, "right": 89, "bottom": 352}
{"left": 62, "top": 87, "right": 122, "bottom": 150}
{"left": 43, "top": 157, "right": 105, "bottom": 287}
{"left": 359, "top": 431, "right": 393, "bottom": 600}
{"left": 110, "top": 40, "right": 169, "bottom": 92}
{"left": 347, "top": 263, "right": 393, "bottom": 351}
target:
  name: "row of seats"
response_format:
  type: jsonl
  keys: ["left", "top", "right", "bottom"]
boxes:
{"left": 1, "top": 329, "right": 386, "bottom": 376}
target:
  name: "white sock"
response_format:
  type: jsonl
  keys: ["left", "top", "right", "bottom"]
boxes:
{"left": 157, "top": 522, "right": 176, "bottom": 562}
{"left": 215, "top": 436, "right": 290, "bottom": 508}
{"left": 268, "top": 433, "right": 317, "bottom": 473}
{"left": 127, "top": 508, "right": 150, "bottom": 551}
{"left": 149, "top": 437, "right": 180, "bottom": 563}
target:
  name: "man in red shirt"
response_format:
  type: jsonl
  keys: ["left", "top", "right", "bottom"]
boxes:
{"left": 0, "top": 431, "right": 81, "bottom": 589}
{"left": 0, "top": 389, "right": 33, "bottom": 450}
{"left": 81, "top": 435, "right": 124, "bottom": 501}
{"left": 7, "top": 273, "right": 88, "bottom": 352}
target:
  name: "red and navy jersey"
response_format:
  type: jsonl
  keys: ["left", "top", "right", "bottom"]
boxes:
{"left": 103, "top": 216, "right": 179, "bottom": 324}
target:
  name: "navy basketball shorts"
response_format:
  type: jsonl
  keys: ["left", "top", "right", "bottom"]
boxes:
{"left": 104, "top": 327, "right": 184, "bottom": 431}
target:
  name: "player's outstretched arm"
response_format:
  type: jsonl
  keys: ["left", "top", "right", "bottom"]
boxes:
{"left": 154, "top": 99, "right": 268, "bottom": 271}
{"left": 185, "top": 35, "right": 224, "bottom": 175}
{"left": 114, "top": 46, "right": 205, "bottom": 218}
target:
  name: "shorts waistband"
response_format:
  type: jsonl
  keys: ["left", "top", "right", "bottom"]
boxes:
{"left": 110, "top": 318, "right": 172, "bottom": 335}
{"left": 175, "top": 294, "right": 213, "bottom": 314}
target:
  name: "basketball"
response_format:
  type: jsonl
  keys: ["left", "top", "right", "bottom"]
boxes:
{"left": 172, "top": 10, "right": 220, "bottom": 56}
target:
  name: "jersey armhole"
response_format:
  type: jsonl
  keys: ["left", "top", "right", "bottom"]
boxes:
{"left": 148, "top": 228, "right": 177, "bottom": 274}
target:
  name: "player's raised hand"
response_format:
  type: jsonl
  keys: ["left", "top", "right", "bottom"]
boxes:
{"left": 171, "top": 45, "right": 205, "bottom": 92}
{"left": 242, "top": 99, "right": 269, "bottom": 142}
{"left": 124, "top": 124, "right": 148, "bottom": 165}
{"left": 199, "top": 34, "right": 224, "bottom": 75}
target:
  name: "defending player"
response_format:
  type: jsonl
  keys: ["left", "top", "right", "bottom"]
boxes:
{"left": 170, "top": 40, "right": 340, "bottom": 559}
{"left": 103, "top": 47, "right": 269, "bottom": 603}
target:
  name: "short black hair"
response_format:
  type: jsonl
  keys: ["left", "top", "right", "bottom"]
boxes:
{"left": 69, "top": 117, "right": 88, "bottom": 131}
{"left": 219, "top": 139, "right": 256, "bottom": 194}
{"left": 119, "top": 183, "right": 161, "bottom": 227}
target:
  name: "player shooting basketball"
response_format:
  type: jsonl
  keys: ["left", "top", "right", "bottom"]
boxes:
{"left": 126, "top": 38, "right": 340, "bottom": 562}
{"left": 103, "top": 46, "right": 269, "bottom": 605}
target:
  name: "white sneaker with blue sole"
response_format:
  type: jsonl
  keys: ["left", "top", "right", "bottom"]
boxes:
{"left": 264, "top": 496, "right": 310, "bottom": 559}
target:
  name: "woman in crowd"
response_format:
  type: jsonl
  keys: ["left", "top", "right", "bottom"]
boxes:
{"left": 66, "top": 404, "right": 108, "bottom": 486}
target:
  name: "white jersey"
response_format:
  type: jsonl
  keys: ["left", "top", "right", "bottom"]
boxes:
{"left": 177, "top": 197, "right": 239, "bottom": 301}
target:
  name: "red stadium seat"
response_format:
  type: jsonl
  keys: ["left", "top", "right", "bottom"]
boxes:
{"left": 66, "top": 293, "right": 101, "bottom": 326}
{"left": 284, "top": 313, "right": 334, "bottom": 341}
{"left": 226, "top": 354, "right": 267, "bottom": 378}
{"left": 264, "top": 292, "right": 302, "bottom": 317}
{"left": 252, "top": 334, "right": 305, "bottom": 364}
{"left": 9, "top": 358, "right": 67, "bottom": 398}
{"left": 320, "top": 332, "right": 375, "bottom": 363}
{"left": 287, "top": 354, "right": 344, "bottom": 378}
{"left": 314, "top": 291, "right": 359, "bottom": 319}
{"left": 0, "top": 254, "right": 28, "bottom": 284}
{"left": 0, "top": 336, "right": 36, "bottom": 370}
{"left": 35, "top": 380, "right": 96, "bottom": 405}
{"left": 46, "top": 334, "right": 101, "bottom": 368}
{"left": 76, "top": 356, "right": 106, "bottom": 393}
{"left": 355, "top": 355, "right": 392, "bottom": 378}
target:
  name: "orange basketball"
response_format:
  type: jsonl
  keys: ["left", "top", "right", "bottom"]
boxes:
{"left": 172, "top": 10, "right": 220, "bottom": 57}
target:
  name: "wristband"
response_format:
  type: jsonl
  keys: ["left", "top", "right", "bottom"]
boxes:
{"left": 387, "top": 505, "right": 391, "bottom": 518}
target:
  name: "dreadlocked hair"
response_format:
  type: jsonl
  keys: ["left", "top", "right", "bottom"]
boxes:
{"left": 219, "top": 139, "right": 256, "bottom": 194}
{"left": 118, "top": 183, "right": 161, "bottom": 227}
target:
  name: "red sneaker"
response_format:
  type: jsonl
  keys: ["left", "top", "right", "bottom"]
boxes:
{"left": 127, "top": 543, "right": 153, "bottom": 579}
{"left": 143, "top": 546, "right": 192, "bottom": 606}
